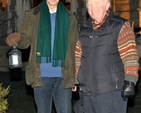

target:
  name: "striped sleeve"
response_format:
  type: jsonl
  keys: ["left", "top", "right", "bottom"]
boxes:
{"left": 117, "top": 21, "right": 139, "bottom": 84}
{"left": 75, "top": 40, "right": 82, "bottom": 77}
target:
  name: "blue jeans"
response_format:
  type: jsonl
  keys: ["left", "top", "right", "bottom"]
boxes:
{"left": 80, "top": 89, "right": 127, "bottom": 113}
{"left": 33, "top": 77, "right": 72, "bottom": 113}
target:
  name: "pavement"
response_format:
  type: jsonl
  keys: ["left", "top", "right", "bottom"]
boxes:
{"left": 0, "top": 70, "right": 36, "bottom": 113}
{"left": 0, "top": 70, "right": 141, "bottom": 113}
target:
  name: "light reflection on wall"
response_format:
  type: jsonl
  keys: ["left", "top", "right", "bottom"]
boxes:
{"left": 113, "top": 0, "right": 131, "bottom": 21}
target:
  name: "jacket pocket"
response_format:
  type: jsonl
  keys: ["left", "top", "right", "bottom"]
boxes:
{"left": 25, "top": 62, "right": 39, "bottom": 85}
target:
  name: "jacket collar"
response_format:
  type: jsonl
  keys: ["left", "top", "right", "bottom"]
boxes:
{"left": 33, "top": 3, "right": 41, "bottom": 15}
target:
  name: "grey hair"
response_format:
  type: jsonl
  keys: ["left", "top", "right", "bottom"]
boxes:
{"left": 105, "top": 0, "right": 111, "bottom": 2}
{"left": 85, "top": 0, "right": 111, "bottom": 3}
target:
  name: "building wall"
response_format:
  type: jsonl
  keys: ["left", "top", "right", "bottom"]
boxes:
{"left": 114, "top": 0, "right": 139, "bottom": 28}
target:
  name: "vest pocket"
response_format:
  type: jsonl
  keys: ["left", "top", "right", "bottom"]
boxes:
{"left": 111, "top": 65, "right": 118, "bottom": 89}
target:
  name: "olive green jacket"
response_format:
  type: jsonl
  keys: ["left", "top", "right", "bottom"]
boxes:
{"left": 18, "top": 4, "right": 78, "bottom": 88}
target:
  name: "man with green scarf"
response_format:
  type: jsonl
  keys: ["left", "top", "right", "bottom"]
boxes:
{"left": 6, "top": 0, "right": 78, "bottom": 113}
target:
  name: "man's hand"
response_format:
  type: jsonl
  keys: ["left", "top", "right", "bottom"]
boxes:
{"left": 72, "top": 86, "right": 77, "bottom": 92}
{"left": 121, "top": 80, "right": 135, "bottom": 101}
{"left": 6, "top": 32, "right": 21, "bottom": 46}
{"left": 72, "top": 84, "right": 80, "bottom": 94}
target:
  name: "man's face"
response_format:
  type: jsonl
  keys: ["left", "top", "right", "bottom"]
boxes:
{"left": 86, "top": 0, "right": 110, "bottom": 24}
{"left": 46, "top": 0, "right": 59, "bottom": 8}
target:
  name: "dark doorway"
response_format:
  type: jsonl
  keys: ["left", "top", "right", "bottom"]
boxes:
{"left": 32, "top": 0, "right": 42, "bottom": 7}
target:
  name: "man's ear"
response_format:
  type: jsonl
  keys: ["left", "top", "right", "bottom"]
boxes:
{"left": 106, "top": 2, "right": 110, "bottom": 10}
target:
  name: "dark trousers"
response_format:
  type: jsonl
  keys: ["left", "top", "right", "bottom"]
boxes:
{"left": 80, "top": 89, "right": 127, "bottom": 113}
{"left": 33, "top": 77, "right": 72, "bottom": 113}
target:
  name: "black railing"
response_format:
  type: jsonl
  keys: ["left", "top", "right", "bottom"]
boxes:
{"left": 0, "top": 14, "right": 18, "bottom": 32}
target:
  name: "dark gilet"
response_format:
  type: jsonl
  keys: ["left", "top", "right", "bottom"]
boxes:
{"left": 78, "top": 9, "right": 127, "bottom": 95}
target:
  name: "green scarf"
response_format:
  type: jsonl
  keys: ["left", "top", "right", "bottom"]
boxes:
{"left": 37, "top": 0, "right": 70, "bottom": 67}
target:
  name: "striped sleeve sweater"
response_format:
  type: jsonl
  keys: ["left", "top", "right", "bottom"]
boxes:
{"left": 75, "top": 21, "right": 139, "bottom": 84}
